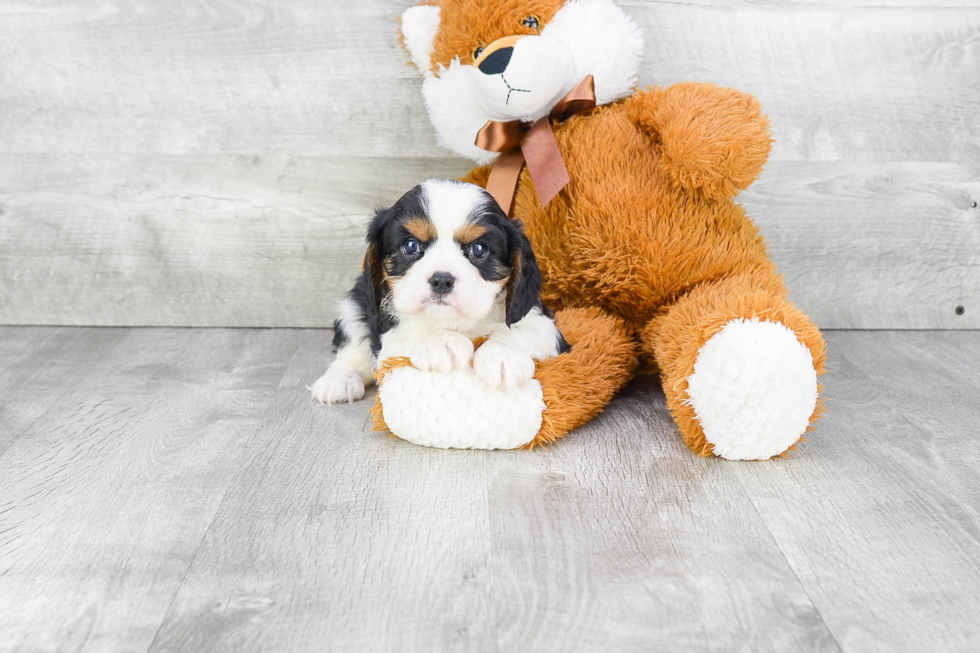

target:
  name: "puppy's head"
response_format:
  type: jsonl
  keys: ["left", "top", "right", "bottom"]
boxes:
{"left": 363, "top": 180, "right": 542, "bottom": 329}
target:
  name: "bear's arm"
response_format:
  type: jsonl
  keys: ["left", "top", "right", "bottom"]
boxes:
{"left": 624, "top": 82, "right": 772, "bottom": 200}
{"left": 459, "top": 164, "right": 491, "bottom": 189}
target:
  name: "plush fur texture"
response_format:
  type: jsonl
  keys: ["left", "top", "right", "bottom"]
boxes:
{"left": 371, "top": 307, "right": 638, "bottom": 449}
{"left": 399, "top": 3, "right": 441, "bottom": 76}
{"left": 373, "top": 354, "right": 546, "bottom": 449}
{"left": 403, "top": 0, "right": 643, "bottom": 161}
{"left": 686, "top": 318, "right": 819, "bottom": 460}
{"left": 642, "top": 272, "right": 827, "bottom": 458}
{"left": 528, "top": 307, "right": 638, "bottom": 447}
{"left": 397, "top": 0, "right": 827, "bottom": 458}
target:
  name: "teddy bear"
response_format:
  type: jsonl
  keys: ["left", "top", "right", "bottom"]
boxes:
{"left": 388, "top": 0, "right": 827, "bottom": 460}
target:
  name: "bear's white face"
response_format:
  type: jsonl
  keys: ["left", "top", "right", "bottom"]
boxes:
{"left": 469, "top": 35, "right": 573, "bottom": 121}
{"left": 400, "top": 0, "right": 644, "bottom": 163}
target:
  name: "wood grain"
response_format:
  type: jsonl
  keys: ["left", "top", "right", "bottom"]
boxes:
{"left": 0, "top": 154, "right": 466, "bottom": 327}
{"left": 0, "top": 328, "right": 303, "bottom": 651}
{"left": 1, "top": 0, "right": 978, "bottom": 327}
{"left": 147, "top": 334, "right": 499, "bottom": 652}
{"left": 148, "top": 335, "right": 838, "bottom": 653}
{"left": 631, "top": 1, "right": 980, "bottom": 167}
{"left": 3, "top": 327, "right": 980, "bottom": 651}
{"left": 2, "top": 156, "right": 977, "bottom": 328}
{"left": 745, "top": 162, "right": 980, "bottom": 329}
{"left": 728, "top": 330, "right": 980, "bottom": 651}
{"left": 0, "top": 327, "right": 129, "bottom": 451}
{"left": 2, "top": 0, "right": 976, "bottom": 162}
{"left": 483, "top": 380, "right": 841, "bottom": 652}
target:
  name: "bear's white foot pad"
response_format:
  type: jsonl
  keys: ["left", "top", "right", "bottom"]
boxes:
{"left": 685, "top": 318, "right": 818, "bottom": 460}
{"left": 378, "top": 365, "right": 544, "bottom": 450}
{"left": 311, "top": 366, "right": 365, "bottom": 404}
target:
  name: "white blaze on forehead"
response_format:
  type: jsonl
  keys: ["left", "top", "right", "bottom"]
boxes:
{"left": 419, "top": 179, "right": 489, "bottom": 237}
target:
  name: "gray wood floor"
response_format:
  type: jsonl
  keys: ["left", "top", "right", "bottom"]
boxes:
{"left": 1, "top": 327, "right": 979, "bottom": 652}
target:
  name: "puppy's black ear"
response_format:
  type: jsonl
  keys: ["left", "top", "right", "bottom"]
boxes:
{"left": 360, "top": 205, "right": 396, "bottom": 314}
{"left": 504, "top": 219, "right": 544, "bottom": 326}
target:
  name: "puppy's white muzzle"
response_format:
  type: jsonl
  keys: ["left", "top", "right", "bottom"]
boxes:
{"left": 391, "top": 238, "right": 501, "bottom": 328}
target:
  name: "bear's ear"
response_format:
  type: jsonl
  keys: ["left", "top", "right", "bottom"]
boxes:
{"left": 399, "top": 3, "right": 440, "bottom": 77}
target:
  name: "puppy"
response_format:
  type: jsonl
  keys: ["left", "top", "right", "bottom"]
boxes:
{"left": 311, "top": 179, "right": 569, "bottom": 404}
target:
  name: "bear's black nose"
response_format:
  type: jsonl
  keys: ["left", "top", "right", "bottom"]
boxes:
{"left": 428, "top": 272, "right": 456, "bottom": 296}
{"left": 478, "top": 47, "right": 513, "bottom": 75}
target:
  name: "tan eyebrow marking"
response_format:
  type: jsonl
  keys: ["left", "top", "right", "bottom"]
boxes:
{"left": 454, "top": 222, "right": 487, "bottom": 243}
{"left": 404, "top": 216, "right": 437, "bottom": 242}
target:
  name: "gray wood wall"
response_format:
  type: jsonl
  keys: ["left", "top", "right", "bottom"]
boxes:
{"left": 1, "top": 0, "right": 978, "bottom": 328}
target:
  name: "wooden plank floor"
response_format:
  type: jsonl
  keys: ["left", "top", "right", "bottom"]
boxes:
{"left": 1, "top": 328, "right": 978, "bottom": 652}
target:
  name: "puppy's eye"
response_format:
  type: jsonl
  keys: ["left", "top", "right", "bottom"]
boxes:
{"left": 473, "top": 46, "right": 484, "bottom": 60}
{"left": 468, "top": 242, "right": 488, "bottom": 259}
{"left": 522, "top": 16, "right": 539, "bottom": 30}
{"left": 402, "top": 238, "right": 420, "bottom": 255}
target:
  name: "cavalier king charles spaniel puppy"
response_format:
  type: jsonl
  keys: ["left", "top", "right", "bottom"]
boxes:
{"left": 311, "top": 179, "right": 569, "bottom": 404}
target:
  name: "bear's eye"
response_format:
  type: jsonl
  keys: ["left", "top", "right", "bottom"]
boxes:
{"left": 473, "top": 46, "right": 484, "bottom": 61}
{"left": 522, "top": 16, "right": 539, "bottom": 30}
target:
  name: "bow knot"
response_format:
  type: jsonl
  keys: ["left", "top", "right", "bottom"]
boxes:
{"left": 475, "top": 75, "right": 596, "bottom": 216}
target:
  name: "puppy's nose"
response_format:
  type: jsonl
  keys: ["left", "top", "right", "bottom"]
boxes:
{"left": 428, "top": 272, "right": 456, "bottom": 296}
{"left": 478, "top": 47, "right": 513, "bottom": 75}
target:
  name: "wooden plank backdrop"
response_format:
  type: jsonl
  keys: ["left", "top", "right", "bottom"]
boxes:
{"left": 0, "top": 0, "right": 978, "bottom": 328}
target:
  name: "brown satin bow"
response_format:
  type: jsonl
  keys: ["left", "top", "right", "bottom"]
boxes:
{"left": 475, "top": 75, "right": 596, "bottom": 216}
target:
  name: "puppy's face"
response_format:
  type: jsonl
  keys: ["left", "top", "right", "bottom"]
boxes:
{"left": 364, "top": 180, "right": 541, "bottom": 328}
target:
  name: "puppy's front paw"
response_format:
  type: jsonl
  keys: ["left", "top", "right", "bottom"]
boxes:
{"left": 473, "top": 342, "right": 535, "bottom": 390}
{"left": 310, "top": 366, "right": 365, "bottom": 404}
{"left": 410, "top": 332, "right": 474, "bottom": 373}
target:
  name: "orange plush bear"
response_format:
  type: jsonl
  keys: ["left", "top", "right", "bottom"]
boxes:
{"left": 392, "top": 0, "right": 826, "bottom": 459}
